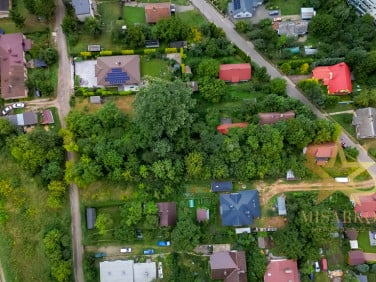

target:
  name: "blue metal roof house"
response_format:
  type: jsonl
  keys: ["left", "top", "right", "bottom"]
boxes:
{"left": 72, "top": 0, "right": 93, "bottom": 22}
{"left": 220, "top": 190, "right": 260, "bottom": 226}
{"left": 277, "top": 196, "right": 287, "bottom": 215}
{"left": 211, "top": 181, "right": 233, "bottom": 192}
{"left": 228, "top": 0, "right": 260, "bottom": 19}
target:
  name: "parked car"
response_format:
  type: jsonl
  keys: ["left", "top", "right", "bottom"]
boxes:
{"left": 273, "top": 17, "right": 282, "bottom": 22}
{"left": 95, "top": 252, "right": 106, "bottom": 258}
{"left": 170, "top": 4, "right": 176, "bottom": 12}
{"left": 1, "top": 106, "right": 12, "bottom": 115}
{"left": 120, "top": 247, "right": 132, "bottom": 253}
{"left": 268, "top": 10, "right": 279, "bottom": 16}
{"left": 12, "top": 102, "right": 25, "bottom": 109}
{"left": 314, "top": 261, "right": 320, "bottom": 272}
{"left": 157, "top": 241, "right": 170, "bottom": 247}
{"left": 143, "top": 249, "right": 155, "bottom": 255}
{"left": 136, "top": 229, "right": 143, "bottom": 239}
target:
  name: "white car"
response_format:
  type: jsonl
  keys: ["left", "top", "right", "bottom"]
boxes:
{"left": 314, "top": 261, "right": 320, "bottom": 272}
{"left": 120, "top": 247, "right": 132, "bottom": 253}
{"left": 12, "top": 103, "right": 25, "bottom": 109}
{"left": 2, "top": 106, "right": 12, "bottom": 115}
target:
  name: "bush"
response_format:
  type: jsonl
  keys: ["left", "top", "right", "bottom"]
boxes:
{"left": 344, "top": 147, "right": 359, "bottom": 160}
{"left": 99, "top": 50, "right": 112, "bottom": 56}
{"left": 165, "top": 47, "right": 178, "bottom": 54}
{"left": 80, "top": 51, "right": 91, "bottom": 58}
{"left": 144, "top": 49, "right": 156, "bottom": 54}
{"left": 121, "top": 49, "right": 134, "bottom": 55}
{"left": 368, "top": 148, "right": 376, "bottom": 159}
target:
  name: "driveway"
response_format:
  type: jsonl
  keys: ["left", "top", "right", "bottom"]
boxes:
{"left": 191, "top": 0, "right": 376, "bottom": 183}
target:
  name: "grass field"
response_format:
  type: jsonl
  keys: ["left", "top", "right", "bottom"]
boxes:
{"left": 140, "top": 57, "right": 172, "bottom": 78}
{"left": 123, "top": 6, "right": 146, "bottom": 25}
{"left": 358, "top": 230, "right": 376, "bottom": 253}
{"left": 266, "top": 0, "right": 305, "bottom": 15}
{"left": 177, "top": 10, "right": 208, "bottom": 27}
{"left": 0, "top": 150, "right": 70, "bottom": 281}
{"left": 138, "top": 0, "right": 190, "bottom": 4}
{"left": 331, "top": 113, "right": 356, "bottom": 139}
{"left": 314, "top": 272, "right": 330, "bottom": 282}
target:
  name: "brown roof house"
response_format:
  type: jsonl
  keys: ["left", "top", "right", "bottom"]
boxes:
{"left": 196, "top": 208, "right": 209, "bottom": 222}
{"left": 258, "top": 111, "right": 295, "bottom": 125}
{"left": 157, "top": 202, "right": 177, "bottom": 227}
{"left": 348, "top": 250, "right": 365, "bottom": 265}
{"left": 264, "top": 259, "right": 299, "bottom": 282}
{"left": 210, "top": 251, "right": 247, "bottom": 282}
{"left": 306, "top": 142, "right": 337, "bottom": 166}
{"left": 0, "top": 33, "right": 32, "bottom": 100}
{"left": 95, "top": 55, "right": 140, "bottom": 87}
{"left": 145, "top": 3, "right": 171, "bottom": 24}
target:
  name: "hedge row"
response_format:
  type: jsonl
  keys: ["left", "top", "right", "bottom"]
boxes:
{"left": 77, "top": 47, "right": 185, "bottom": 58}
{"left": 75, "top": 87, "right": 134, "bottom": 97}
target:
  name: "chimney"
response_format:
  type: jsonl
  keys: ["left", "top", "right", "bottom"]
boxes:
{"left": 117, "top": 61, "right": 121, "bottom": 66}
{"left": 284, "top": 268, "right": 292, "bottom": 274}
{"left": 329, "top": 72, "right": 333, "bottom": 80}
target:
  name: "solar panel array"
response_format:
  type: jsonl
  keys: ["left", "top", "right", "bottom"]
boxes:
{"left": 233, "top": 0, "right": 241, "bottom": 10}
{"left": 105, "top": 68, "right": 130, "bottom": 85}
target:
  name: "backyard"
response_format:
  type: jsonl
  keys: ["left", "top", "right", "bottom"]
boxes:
{"left": 265, "top": 0, "right": 305, "bottom": 15}
{"left": 358, "top": 230, "right": 376, "bottom": 253}
{"left": 140, "top": 56, "right": 172, "bottom": 78}
{"left": 123, "top": 6, "right": 146, "bottom": 25}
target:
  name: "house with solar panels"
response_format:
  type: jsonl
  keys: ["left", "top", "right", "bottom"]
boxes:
{"left": 95, "top": 55, "right": 141, "bottom": 89}
{"left": 228, "top": 0, "right": 262, "bottom": 19}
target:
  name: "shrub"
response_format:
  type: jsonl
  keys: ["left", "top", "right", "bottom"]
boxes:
{"left": 118, "top": 90, "right": 133, "bottom": 96}
{"left": 80, "top": 51, "right": 91, "bottom": 58}
{"left": 344, "top": 147, "right": 359, "bottom": 160}
{"left": 144, "top": 49, "right": 156, "bottom": 54}
{"left": 368, "top": 148, "right": 376, "bottom": 159}
{"left": 165, "top": 47, "right": 178, "bottom": 54}
{"left": 121, "top": 49, "right": 134, "bottom": 55}
{"left": 99, "top": 50, "right": 112, "bottom": 56}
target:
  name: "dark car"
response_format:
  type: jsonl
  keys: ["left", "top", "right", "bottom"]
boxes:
{"left": 268, "top": 10, "right": 279, "bottom": 16}
{"left": 136, "top": 229, "right": 143, "bottom": 239}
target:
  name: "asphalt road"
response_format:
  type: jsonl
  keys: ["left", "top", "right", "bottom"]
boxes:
{"left": 191, "top": 0, "right": 376, "bottom": 182}
{"left": 54, "top": 1, "right": 84, "bottom": 282}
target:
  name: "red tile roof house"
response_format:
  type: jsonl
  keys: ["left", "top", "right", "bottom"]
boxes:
{"left": 305, "top": 142, "right": 337, "bottom": 166}
{"left": 210, "top": 251, "right": 247, "bottom": 282}
{"left": 258, "top": 111, "right": 295, "bottom": 125}
{"left": 217, "top": 123, "right": 249, "bottom": 135}
{"left": 348, "top": 250, "right": 365, "bottom": 265}
{"left": 157, "top": 202, "right": 177, "bottom": 227}
{"left": 312, "top": 62, "right": 352, "bottom": 95}
{"left": 0, "top": 33, "right": 32, "bottom": 100}
{"left": 219, "top": 63, "right": 251, "bottom": 83}
{"left": 351, "top": 193, "right": 376, "bottom": 218}
{"left": 145, "top": 3, "right": 171, "bottom": 24}
{"left": 264, "top": 259, "right": 299, "bottom": 282}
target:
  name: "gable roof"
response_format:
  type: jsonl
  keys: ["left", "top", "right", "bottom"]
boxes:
{"left": 312, "top": 62, "right": 352, "bottom": 94}
{"left": 157, "top": 202, "right": 177, "bottom": 226}
{"left": 264, "top": 259, "right": 299, "bottom": 282}
{"left": 277, "top": 196, "right": 287, "bottom": 215}
{"left": 258, "top": 111, "right": 295, "bottom": 125}
{"left": 220, "top": 190, "right": 260, "bottom": 226}
{"left": 354, "top": 193, "right": 376, "bottom": 218}
{"left": 196, "top": 208, "right": 209, "bottom": 222}
{"left": 41, "top": 109, "right": 55, "bottom": 124}
{"left": 306, "top": 142, "right": 337, "bottom": 165}
{"left": 277, "top": 21, "right": 308, "bottom": 37}
{"left": 86, "top": 207, "right": 96, "bottom": 229}
{"left": 217, "top": 123, "right": 249, "bottom": 134}
{"left": 145, "top": 3, "right": 171, "bottom": 23}
{"left": 219, "top": 64, "right": 251, "bottom": 83}
{"left": 353, "top": 107, "right": 376, "bottom": 139}
{"left": 72, "top": 0, "right": 90, "bottom": 16}
{"left": 345, "top": 229, "right": 359, "bottom": 240}
{"left": 100, "top": 260, "right": 157, "bottom": 282}
{"left": 228, "top": 0, "right": 254, "bottom": 17}
{"left": 210, "top": 251, "right": 247, "bottom": 282}
{"left": 95, "top": 55, "right": 140, "bottom": 86}
{"left": 348, "top": 250, "right": 365, "bottom": 265}
{"left": 0, "top": 33, "right": 32, "bottom": 100}
{"left": 3, "top": 112, "right": 38, "bottom": 126}
{"left": 211, "top": 181, "right": 233, "bottom": 192}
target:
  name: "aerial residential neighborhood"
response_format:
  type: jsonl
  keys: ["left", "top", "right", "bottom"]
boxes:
{"left": 2, "top": 0, "right": 376, "bottom": 282}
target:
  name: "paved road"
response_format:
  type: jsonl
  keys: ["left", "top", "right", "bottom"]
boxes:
{"left": 54, "top": 1, "right": 84, "bottom": 282}
{"left": 191, "top": 0, "right": 376, "bottom": 183}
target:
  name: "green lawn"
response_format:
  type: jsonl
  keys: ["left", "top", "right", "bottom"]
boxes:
{"left": 226, "top": 82, "right": 264, "bottom": 100}
{"left": 140, "top": 57, "right": 172, "bottom": 78}
{"left": 331, "top": 113, "right": 356, "bottom": 139}
{"left": 358, "top": 231, "right": 376, "bottom": 253}
{"left": 314, "top": 272, "right": 330, "bottom": 282}
{"left": 177, "top": 10, "right": 208, "bottom": 27}
{"left": 123, "top": 6, "right": 146, "bottom": 25}
{"left": 326, "top": 103, "right": 354, "bottom": 113}
{"left": 266, "top": 0, "right": 305, "bottom": 15}
{"left": 138, "top": 0, "right": 190, "bottom": 4}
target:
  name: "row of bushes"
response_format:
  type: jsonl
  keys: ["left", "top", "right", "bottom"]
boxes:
{"left": 79, "top": 47, "right": 181, "bottom": 58}
{"left": 75, "top": 87, "right": 134, "bottom": 97}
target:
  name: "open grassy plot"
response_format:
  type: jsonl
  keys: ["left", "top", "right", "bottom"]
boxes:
{"left": 226, "top": 82, "right": 265, "bottom": 101}
{"left": 358, "top": 230, "right": 376, "bottom": 253}
{"left": 0, "top": 150, "right": 70, "bottom": 281}
{"left": 138, "top": 0, "right": 190, "bottom": 4}
{"left": 80, "top": 181, "right": 133, "bottom": 205}
{"left": 266, "top": 0, "right": 305, "bottom": 15}
{"left": 331, "top": 113, "right": 356, "bottom": 139}
{"left": 177, "top": 10, "right": 208, "bottom": 27}
{"left": 73, "top": 96, "right": 136, "bottom": 116}
{"left": 123, "top": 6, "right": 146, "bottom": 25}
{"left": 325, "top": 238, "right": 345, "bottom": 268}
{"left": 140, "top": 57, "right": 172, "bottom": 78}
{"left": 314, "top": 272, "right": 330, "bottom": 282}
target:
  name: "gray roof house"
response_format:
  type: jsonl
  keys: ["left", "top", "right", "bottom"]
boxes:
{"left": 211, "top": 181, "right": 233, "bottom": 192}
{"left": 220, "top": 190, "right": 260, "bottom": 226}
{"left": 356, "top": 274, "right": 368, "bottom": 282}
{"left": 353, "top": 107, "right": 376, "bottom": 139}
{"left": 72, "top": 0, "right": 94, "bottom": 22}
{"left": 301, "top": 7, "right": 316, "bottom": 20}
{"left": 228, "top": 0, "right": 255, "bottom": 19}
{"left": 86, "top": 207, "right": 96, "bottom": 229}
{"left": 100, "top": 260, "right": 156, "bottom": 282}
{"left": 3, "top": 112, "right": 38, "bottom": 126}
{"left": 277, "top": 21, "right": 309, "bottom": 37}
{"left": 277, "top": 196, "right": 287, "bottom": 215}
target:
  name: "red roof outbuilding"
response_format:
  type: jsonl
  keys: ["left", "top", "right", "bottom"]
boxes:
{"left": 217, "top": 123, "right": 249, "bottom": 135}
{"left": 145, "top": 3, "right": 171, "bottom": 24}
{"left": 348, "top": 250, "right": 365, "bottom": 265}
{"left": 312, "top": 62, "right": 352, "bottom": 95}
{"left": 264, "top": 259, "right": 299, "bottom": 282}
{"left": 219, "top": 63, "right": 251, "bottom": 83}
{"left": 353, "top": 193, "right": 376, "bottom": 218}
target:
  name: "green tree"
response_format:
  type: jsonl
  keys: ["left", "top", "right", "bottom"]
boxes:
{"left": 171, "top": 217, "right": 200, "bottom": 251}
{"left": 95, "top": 213, "right": 113, "bottom": 235}
{"left": 9, "top": 8, "right": 25, "bottom": 28}
{"left": 39, "top": 48, "right": 58, "bottom": 65}
{"left": 84, "top": 17, "right": 103, "bottom": 37}
{"left": 185, "top": 151, "right": 204, "bottom": 179}
{"left": 235, "top": 21, "right": 251, "bottom": 33}
{"left": 155, "top": 17, "right": 189, "bottom": 42}
{"left": 308, "top": 14, "right": 337, "bottom": 39}
{"left": 270, "top": 77, "right": 287, "bottom": 96}
{"left": 47, "top": 181, "right": 67, "bottom": 209}
{"left": 34, "top": 0, "right": 55, "bottom": 21}
{"left": 197, "top": 58, "right": 220, "bottom": 78}
{"left": 126, "top": 24, "right": 145, "bottom": 49}
{"left": 121, "top": 201, "right": 142, "bottom": 227}
{"left": 199, "top": 77, "right": 226, "bottom": 103}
